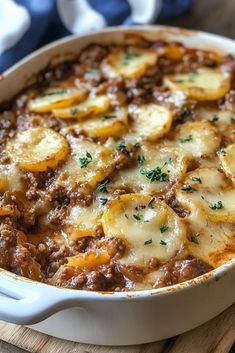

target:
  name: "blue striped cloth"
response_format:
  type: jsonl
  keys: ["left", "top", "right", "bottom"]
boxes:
{"left": 0, "top": 0, "right": 192, "bottom": 72}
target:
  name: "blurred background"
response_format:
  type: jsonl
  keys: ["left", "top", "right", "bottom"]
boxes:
{"left": 1, "top": 0, "right": 235, "bottom": 73}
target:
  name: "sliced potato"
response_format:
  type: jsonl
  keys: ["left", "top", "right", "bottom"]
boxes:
{"left": 28, "top": 87, "right": 88, "bottom": 113}
{"left": 52, "top": 95, "right": 110, "bottom": 120}
{"left": 196, "top": 106, "right": 235, "bottom": 131}
{"left": 101, "top": 46, "right": 157, "bottom": 79}
{"left": 67, "top": 250, "right": 110, "bottom": 269}
{"left": 79, "top": 106, "right": 128, "bottom": 140}
{"left": 218, "top": 144, "right": 235, "bottom": 184}
{"left": 176, "top": 168, "right": 235, "bottom": 223}
{"left": 65, "top": 200, "right": 103, "bottom": 240}
{"left": 102, "top": 194, "right": 187, "bottom": 266}
{"left": 185, "top": 208, "right": 235, "bottom": 267}
{"left": 164, "top": 68, "right": 230, "bottom": 101}
{"left": 110, "top": 143, "right": 188, "bottom": 195}
{"left": 6, "top": 128, "right": 69, "bottom": 172}
{"left": 175, "top": 120, "right": 221, "bottom": 158}
{"left": 129, "top": 104, "right": 173, "bottom": 141}
{"left": 57, "top": 136, "right": 115, "bottom": 189}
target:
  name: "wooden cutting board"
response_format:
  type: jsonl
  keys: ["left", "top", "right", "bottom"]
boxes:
{"left": 0, "top": 304, "right": 234, "bottom": 353}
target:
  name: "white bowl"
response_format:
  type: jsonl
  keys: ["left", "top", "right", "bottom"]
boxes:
{"left": 0, "top": 26, "right": 235, "bottom": 346}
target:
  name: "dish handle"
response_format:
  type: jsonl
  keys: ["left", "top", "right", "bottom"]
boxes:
{"left": 0, "top": 271, "right": 82, "bottom": 325}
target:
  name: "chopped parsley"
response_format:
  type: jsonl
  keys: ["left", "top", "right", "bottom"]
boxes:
{"left": 190, "top": 234, "right": 200, "bottom": 244}
{"left": 43, "top": 88, "right": 68, "bottom": 96}
{"left": 148, "top": 198, "right": 155, "bottom": 209}
{"left": 134, "top": 142, "right": 141, "bottom": 148}
{"left": 97, "top": 179, "right": 109, "bottom": 193}
{"left": 211, "top": 114, "right": 219, "bottom": 123}
{"left": 144, "top": 239, "right": 152, "bottom": 245}
{"left": 209, "top": 201, "right": 224, "bottom": 210}
{"left": 160, "top": 240, "right": 167, "bottom": 246}
{"left": 70, "top": 107, "right": 80, "bottom": 115}
{"left": 100, "top": 197, "right": 108, "bottom": 206}
{"left": 181, "top": 185, "right": 196, "bottom": 193}
{"left": 181, "top": 107, "right": 191, "bottom": 118}
{"left": 137, "top": 155, "right": 146, "bottom": 165}
{"left": 125, "top": 214, "right": 129, "bottom": 219}
{"left": 122, "top": 51, "right": 140, "bottom": 66}
{"left": 140, "top": 162, "right": 169, "bottom": 183}
{"left": 116, "top": 141, "right": 130, "bottom": 156}
{"left": 101, "top": 115, "right": 117, "bottom": 122}
{"left": 192, "top": 177, "right": 202, "bottom": 184}
{"left": 179, "top": 134, "right": 193, "bottom": 143}
{"left": 160, "top": 224, "right": 168, "bottom": 233}
{"left": 79, "top": 151, "right": 92, "bottom": 168}
{"left": 133, "top": 213, "right": 143, "bottom": 221}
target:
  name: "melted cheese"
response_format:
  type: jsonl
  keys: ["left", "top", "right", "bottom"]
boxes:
{"left": 102, "top": 194, "right": 187, "bottom": 266}
{"left": 28, "top": 87, "right": 88, "bottom": 112}
{"left": 101, "top": 46, "right": 157, "bottom": 79}
{"left": 164, "top": 68, "right": 231, "bottom": 100}
{"left": 110, "top": 143, "right": 188, "bottom": 194}
{"left": 175, "top": 121, "right": 221, "bottom": 158}
{"left": 57, "top": 136, "right": 115, "bottom": 189}
{"left": 218, "top": 144, "right": 235, "bottom": 184}
{"left": 176, "top": 168, "right": 235, "bottom": 223}
{"left": 128, "top": 103, "right": 173, "bottom": 141}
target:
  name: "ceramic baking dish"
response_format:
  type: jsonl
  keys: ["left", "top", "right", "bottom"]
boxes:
{"left": 0, "top": 26, "right": 235, "bottom": 346}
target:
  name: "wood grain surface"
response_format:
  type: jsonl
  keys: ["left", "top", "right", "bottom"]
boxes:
{"left": 0, "top": 0, "right": 235, "bottom": 352}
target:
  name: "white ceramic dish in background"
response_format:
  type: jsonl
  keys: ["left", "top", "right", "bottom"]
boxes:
{"left": 0, "top": 26, "right": 235, "bottom": 346}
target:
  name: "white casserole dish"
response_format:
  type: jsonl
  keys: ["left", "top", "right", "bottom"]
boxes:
{"left": 0, "top": 26, "right": 235, "bottom": 346}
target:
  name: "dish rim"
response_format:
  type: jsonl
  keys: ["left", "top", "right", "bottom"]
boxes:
{"left": 1, "top": 24, "right": 235, "bottom": 300}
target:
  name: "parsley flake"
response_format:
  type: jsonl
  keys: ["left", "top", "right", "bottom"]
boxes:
{"left": 100, "top": 197, "right": 108, "bottom": 206}
{"left": 133, "top": 213, "right": 143, "bottom": 221}
{"left": 70, "top": 107, "right": 79, "bottom": 115}
{"left": 101, "top": 115, "right": 117, "bottom": 122}
{"left": 179, "top": 134, "right": 193, "bottom": 143}
{"left": 190, "top": 234, "right": 200, "bottom": 244}
{"left": 137, "top": 155, "right": 146, "bottom": 165}
{"left": 192, "top": 177, "right": 202, "bottom": 184}
{"left": 160, "top": 240, "right": 167, "bottom": 246}
{"left": 160, "top": 224, "right": 168, "bottom": 233}
{"left": 44, "top": 88, "right": 68, "bottom": 96}
{"left": 79, "top": 152, "right": 92, "bottom": 168}
{"left": 209, "top": 201, "right": 224, "bottom": 210}
{"left": 140, "top": 165, "right": 169, "bottom": 183}
{"left": 211, "top": 114, "right": 219, "bottom": 123}
{"left": 116, "top": 141, "right": 130, "bottom": 156}
{"left": 144, "top": 239, "right": 152, "bottom": 245}
{"left": 181, "top": 185, "right": 196, "bottom": 193}
{"left": 148, "top": 198, "right": 155, "bottom": 209}
{"left": 97, "top": 179, "right": 109, "bottom": 193}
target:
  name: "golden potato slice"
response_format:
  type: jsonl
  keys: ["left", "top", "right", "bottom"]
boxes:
{"left": 79, "top": 106, "right": 128, "bottom": 140}
{"left": 57, "top": 136, "right": 115, "bottom": 189}
{"left": 164, "top": 68, "right": 230, "bottom": 101}
{"left": 67, "top": 251, "right": 110, "bottom": 269}
{"left": 110, "top": 143, "right": 188, "bottom": 195}
{"left": 28, "top": 87, "right": 88, "bottom": 113}
{"left": 218, "top": 144, "right": 235, "bottom": 184}
{"left": 6, "top": 128, "right": 69, "bottom": 172}
{"left": 129, "top": 104, "right": 173, "bottom": 141}
{"left": 52, "top": 95, "right": 110, "bottom": 120}
{"left": 102, "top": 194, "right": 187, "bottom": 266}
{"left": 65, "top": 199, "right": 103, "bottom": 240}
{"left": 176, "top": 168, "right": 235, "bottom": 223}
{"left": 101, "top": 46, "right": 157, "bottom": 79}
{"left": 185, "top": 208, "right": 235, "bottom": 267}
{"left": 175, "top": 120, "right": 221, "bottom": 158}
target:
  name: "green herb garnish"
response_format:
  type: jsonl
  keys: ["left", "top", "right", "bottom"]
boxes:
{"left": 70, "top": 107, "right": 79, "bottom": 115}
{"left": 79, "top": 151, "right": 92, "bottom": 168}
{"left": 160, "top": 224, "right": 168, "bottom": 233}
{"left": 101, "top": 115, "right": 117, "bottom": 122}
{"left": 133, "top": 213, "right": 143, "bottom": 221}
{"left": 181, "top": 185, "right": 196, "bottom": 193}
{"left": 116, "top": 141, "right": 130, "bottom": 156}
{"left": 134, "top": 142, "right": 141, "bottom": 148}
{"left": 43, "top": 88, "right": 68, "bottom": 96}
{"left": 144, "top": 239, "right": 152, "bottom": 245}
{"left": 137, "top": 155, "right": 146, "bottom": 165}
{"left": 211, "top": 114, "right": 219, "bottom": 123}
{"left": 160, "top": 240, "right": 167, "bottom": 246}
{"left": 190, "top": 234, "right": 200, "bottom": 244}
{"left": 122, "top": 51, "right": 140, "bottom": 66}
{"left": 209, "top": 201, "right": 224, "bottom": 210}
{"left": 97, "top": 179, "right": 109, "bottom": 193}
{"left": 192, "top": 177, "right": 202, "bottom": 184}
{"left": 179, "top": 134, "right": 193, "bottom": 143}
{"left": 140, "top": 165, "right": 169, "bottom": 183}
{"left": 148, "top": 198, "right": 155, "bottom": 209}
{"left": 100, "top": 197, "right": 108, "bottom": 206}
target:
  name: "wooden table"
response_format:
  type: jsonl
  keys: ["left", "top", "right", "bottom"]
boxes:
{"left": 1, "top": 0, "right": 235, "bottom": 351}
